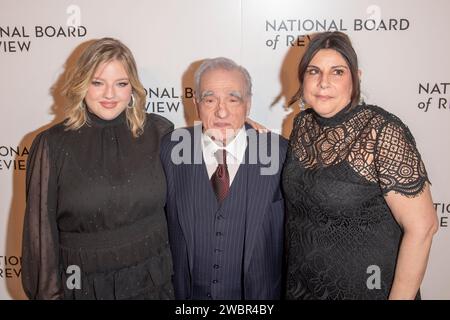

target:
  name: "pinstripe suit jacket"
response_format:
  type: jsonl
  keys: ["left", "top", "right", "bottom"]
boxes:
{"left": 161, "top": 123, "right": 287, "bottom": 299}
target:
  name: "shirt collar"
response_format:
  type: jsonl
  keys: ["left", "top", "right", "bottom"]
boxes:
{"left": 201, "top": 126, "right": 247, "bottom": 165}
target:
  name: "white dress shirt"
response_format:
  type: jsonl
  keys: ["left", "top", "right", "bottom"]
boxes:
{"left": 201, "top": 126, "right": 247, "bottom": 186}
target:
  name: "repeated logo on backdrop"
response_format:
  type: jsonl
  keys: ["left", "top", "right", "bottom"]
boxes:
{"left": 0, "top": 25, "right": 87, "bottom": 53}
{"left": 435, "top": 202, "right": 450, "bottom": 229}
{"left": 0, "top": 146, "right": 28, "bottom": 171}
{"left": 417, "top": 82, "right": 450, "bottom": 113}
{"left": 264, "top": 14, "right": 410, "bottom": 50}
{"left": 0, "top": 256, "right": 21, "bottom": 279}
{"left": 0, "top": 5, "right": 87, "bottom": 53}
{"left": 144, "top": 86, "right": 193, "bottom": 113}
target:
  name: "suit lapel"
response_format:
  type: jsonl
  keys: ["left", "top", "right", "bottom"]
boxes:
{"left": 175, "top": 126, "right": 203, "bottom": 275}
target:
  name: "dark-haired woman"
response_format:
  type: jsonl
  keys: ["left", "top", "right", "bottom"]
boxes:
{"left": 283, "top": 31, "right": 437, "bottom": 300}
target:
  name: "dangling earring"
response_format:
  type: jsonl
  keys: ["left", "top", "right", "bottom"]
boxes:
{"left": 359, "top": 80, "right": 365, "bottom": 105}
{"left": 358, "top": 90, "right": 366, "bottom": 106}
{"left": 128, "top": 93, "right": 135, "bottom": 108}
{"left": 80, "top": 100, "right": 86, "bottom": 110}
{"left": 299, "top": 97, "right": 306, "bottom": 111}
{"left": 358, "top": 95, "right": 365, "bottom": 105}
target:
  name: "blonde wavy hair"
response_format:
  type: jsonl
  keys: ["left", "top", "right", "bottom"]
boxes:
{"left": 63, "top": 38, "right": 147, "bottom": 137}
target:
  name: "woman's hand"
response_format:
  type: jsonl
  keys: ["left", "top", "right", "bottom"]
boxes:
{"left": 246, "top": 117, "right": 269, "bottom": 133}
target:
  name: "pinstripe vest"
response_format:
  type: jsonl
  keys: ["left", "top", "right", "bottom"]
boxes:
{"left": 192, "top": 158, "right": 248, "bottom": 300}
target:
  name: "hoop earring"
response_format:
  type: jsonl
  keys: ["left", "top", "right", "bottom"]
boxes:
{"left": 128, "top": 93, "right": 135, "bottom": 108}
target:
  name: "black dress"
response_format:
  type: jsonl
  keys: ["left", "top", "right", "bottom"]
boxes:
{"left": 22, "top": 110, "right": 174, "bottom": 300}
{"left": 283, "top": 103, "right": 429, "bottom": 300}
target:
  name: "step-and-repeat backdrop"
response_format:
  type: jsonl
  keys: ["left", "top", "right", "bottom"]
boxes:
{"left": 1, "top": 0, "right": 449, "bottom": 299}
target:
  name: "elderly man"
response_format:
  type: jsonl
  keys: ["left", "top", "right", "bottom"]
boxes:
{"left": 160, "top": 57, "right": 287, "bottom": 300}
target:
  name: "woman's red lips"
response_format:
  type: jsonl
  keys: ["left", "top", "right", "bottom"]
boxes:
{"left": 100, "top": 101, "right": 118, "bottom": 109}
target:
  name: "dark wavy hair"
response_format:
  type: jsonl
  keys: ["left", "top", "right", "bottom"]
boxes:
{"left": 289, "top": 31, "right": 360, "bottom": 109}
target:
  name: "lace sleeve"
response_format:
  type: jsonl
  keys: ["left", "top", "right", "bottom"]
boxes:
{"left": 21, "top": 131, "right": 63, "bottom": 299}
{"left": 374, "top": 119, "right": 429, "bottom": 197}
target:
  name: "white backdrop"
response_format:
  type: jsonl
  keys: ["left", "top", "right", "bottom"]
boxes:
{"left": 1, "top": 0, "right": 449, "bottom": 299}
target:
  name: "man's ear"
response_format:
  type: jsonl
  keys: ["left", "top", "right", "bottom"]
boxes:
{"left": 246, "top": 98, "right": 252, "bottom": 117}
{"left": 193, "top": 97, "right": 199, "bottom": 118}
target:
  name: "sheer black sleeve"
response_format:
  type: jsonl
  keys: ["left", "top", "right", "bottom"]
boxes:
{"left": 375, "top": 120, "right": 429, "bottom": 197}
{"left": 21, "top": 131, "right": 63, "bottom": 299}
{"left": 149, "top": 113, "right": 174, "bottom": 137}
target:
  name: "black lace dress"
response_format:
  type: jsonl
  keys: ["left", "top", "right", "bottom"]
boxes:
{"left": 22, "top": 111, "right": 174, "bottom": 300}
{"left": 283, "top": 103, "right": 429, "bottom": 300}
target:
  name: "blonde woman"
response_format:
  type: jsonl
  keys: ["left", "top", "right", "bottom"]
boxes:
{"left": 22, "top": 38, "right": 174, "bottom": 299}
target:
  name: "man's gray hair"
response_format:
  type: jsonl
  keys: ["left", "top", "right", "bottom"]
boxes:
{"left": 194, "top": 57, "right": 253, "bottom": 102}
